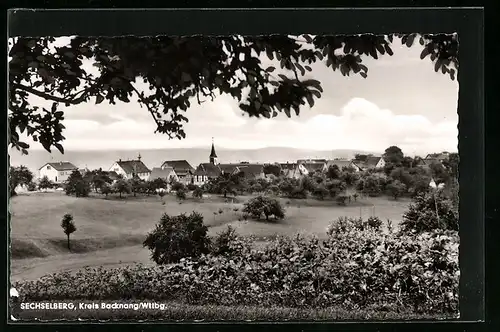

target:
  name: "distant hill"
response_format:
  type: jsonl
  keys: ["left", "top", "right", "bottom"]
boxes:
{"left": 9, "top": 147, "right": 376, "bottom": 176}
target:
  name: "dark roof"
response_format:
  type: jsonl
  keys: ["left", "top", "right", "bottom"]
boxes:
{"left": 301, "top": 162, "right": 326, "bottom": 172}
{"left": 425, "top": 152, "right": 449, "bottom": 161}
{"left": 116, "top": 160, "right": 151, "bottom": 174}
{"left": 219, "top": 164, "right": 239, "bottom": 174}
{"left": 365, "top": 156, "right": 382, "bottom": 167}
{"left": 150, "top": 167, "right": 176, "bottom": 180}
{"left": 194, "top": 163, "right": 222, "bottom": 177}
{"left": 235, "top": 164, "right": 265, "bottom": 177}
{"left": 297, "top": 159, "right": 327, "bottom": 164}
{"left": 326, "top": 159, "right": 353, "bottom": 169}
{"left": 40, "top": 162, "right": 78, "bottom": 171}
{"left": 106, "top": 171, "right": 120, "bottom": 180}
{"left": 216, "top": 163, "right": 265, "bottom": 178}
{"left": 210, "top": 142, "right": 218, "bottom": 158}
{"left": 161, "top": 160, "right": 194, "bottom": 173}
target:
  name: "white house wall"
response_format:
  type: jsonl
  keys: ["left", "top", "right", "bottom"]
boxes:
{"left": 39, "top": 165, "right": 75, "bottom": 183}
{"left": 39, "top": 165, "right": 59, "bottom": 183}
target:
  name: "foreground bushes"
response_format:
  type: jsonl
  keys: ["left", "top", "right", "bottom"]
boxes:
{"left": 15, "top": 219, "right": 459, "bottom": 315}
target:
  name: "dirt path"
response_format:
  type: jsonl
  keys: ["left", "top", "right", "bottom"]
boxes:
{"left": 10, "top": 245, "right": 153, "bottom": 282}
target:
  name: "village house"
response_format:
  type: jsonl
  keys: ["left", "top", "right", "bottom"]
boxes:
{"left": 326, "top": 159, "right": 361, "bottom": 172}
{"left": 193, "top": 139, "right": 266, "bottom": 185}
{"left": 425, "top": 152, "right": 450, "bottom": 162}
{"left": 149, "top": 166, "right": 179, "bottom": 184}
{"left": 354, "top": 156, "right": 386, "bottom": 171}
{"left": 298, "top": 161, "right": 328, "bottom": 175}
{"left": 194, "top": 163, "right": 222, "bottom": 185}
{"left": 39, "top": 161, "right": 78, "bottom": 184}
{"left": 280, "top": 162, "right": 301, "bottom": 179}
{"left": 108, "top": 154, "right": 151, "bottom": 181}
{"left": 219, "top": 162, "right": 266, "bottom": 180}
{"left": 161, "top": 160, "right": 195, "bottom": 185}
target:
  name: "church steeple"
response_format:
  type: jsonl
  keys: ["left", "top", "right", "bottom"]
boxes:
{"left": 209, "top": 137, "right": 218, "bottom": 165}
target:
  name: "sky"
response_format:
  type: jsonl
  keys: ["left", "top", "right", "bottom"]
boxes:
{"left": 12, "top": 35, "right": 459, "bottom": 157}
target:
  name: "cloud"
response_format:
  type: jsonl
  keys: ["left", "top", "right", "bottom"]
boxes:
{"left": 18, "top": 96, "right": 457, "bottom": 156}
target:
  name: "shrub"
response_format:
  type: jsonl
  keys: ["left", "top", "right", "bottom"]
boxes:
{"left": 100, "top": 183, "right": 112, "bottom": 197}
{"left": 26, "top": 181, "right": 37, "bottom": 192}
{"left": 143, "top": 212, "right": 211, "bottom": 264}
{"left": 366, "top": 216, "right": 383, "bottom": 231}
{"left": 242, "top": 195, "right": 285, "bottom": 221}
{"left": 113, "top": 179, "right": 131, "bottom": 198}
{"left": 211, "top": 225, "right": 240, "bottom": 256}
{"left": 64, "top": 171, "right": 91, "bottom": 197}
{"left": 15, "top": 228, "right": 459, "bottom": 315}
{"left": 192, "top": 187, "right": 204, "bottom": 199}
{"left": 171, "top": 181, "right": 186, "bottom": 192}
{"left": 176, "top": 189, "right": 187, "bottom": 200}
{"left": 336, "top": 195, "right": 349, "bottom": 206}
{"left": 386, "top": 180, "right": 407, "bottom": 200}
{"left": 187, "top": 183, "right": 198, "bottom": 191}
{"left": 311, "top": 185, "right": 329, "bottom": 200}
{"left": 400, "top": 191, "right": 458, "bottom": 234}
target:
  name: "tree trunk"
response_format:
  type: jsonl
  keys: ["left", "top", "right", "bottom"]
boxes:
{"left": 119, "top": 192, "right": 122, "bottom": 198}
{"left": 67, "top": 235, "right": 70, "bottom": 250}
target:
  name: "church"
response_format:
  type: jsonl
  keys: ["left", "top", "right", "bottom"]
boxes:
{"left": 193, "top": 139, "right": 266, "bottom": 185}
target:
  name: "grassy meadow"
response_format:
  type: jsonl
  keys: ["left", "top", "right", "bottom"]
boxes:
{"left": 10, "top": 191, "right": 410, "bottom": 281}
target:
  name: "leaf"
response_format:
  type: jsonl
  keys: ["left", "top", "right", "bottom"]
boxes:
{"left": 266, "top": 49, "right": 274, "bottom": 61}
{"left": 284, "top": 108, "right": 291, "bottom": 117}
{"left": 302, "top": 34, "right": 313, "bottom": 43}
{"left": 278, "top": 74, "right": 288, "bottom": 81}
{"left": 306, "top": 94, "right": 314, "bottom": 108}
{"left": 95, "top": 94, "right": 105, "bottom": 105}
{"left": 295, "top": 63, "right": 306, "bottom": 76}
{"left": 419, "top": 37, "right": 425, "bottom": 45}
{"left": 54, "top": 143, "right": 65, "bottom": 154}
{"left": 384, "top": 44, "right": 394, "bottom": 56}
{"left": 420, "top": 47, "right": 430, "bottom": 60}
{"left": 305, "top": 65, "right": 312, "bottom": 72}
{"left": 360, "top": 72, "right": 367, "bottom": 79}
{"left": 434, "top": 59, "right": 442, "bottom": 73}
{"left": 17, "top": 141, "right": 29, "bottom": 149}
{"left": 406, "top": 34, "right": 415, "bottom": 47}
{"left": 265, "top": 66, "right": 276, "bottom": 73}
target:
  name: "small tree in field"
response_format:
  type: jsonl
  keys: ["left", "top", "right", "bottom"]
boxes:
{"left": 176, "top": 188, "right": 187, "bottom": 201}
{"left": 243, "top": 195, "right": 285, "bottom": 221}
{"left": 65, "top": 170, "right": 90, "bottom": 197}
{"left": 38, "top": 176, "right": 54, "bottom": 191}
{"left": 61, "top": 213, "right": 77, "bottom": 250}
{"left": 386, "top": 180, "right": 407, "bottom": 200}
{"left": 192, "top": 186, "right": 204, "bottom": 199}
{"left": 143, "top": 212, "right": 211, "bottom": 264}
{"left": 171, "top": 181, "right": 186, "bottom": 192}
{"left": 101, "top": 183, "right": 112, "bottom": 198}
{"left": 113, "top": 179, "right": 131, "bottom": 198}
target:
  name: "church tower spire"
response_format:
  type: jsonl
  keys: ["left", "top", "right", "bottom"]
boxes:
{"left": 209, "top": 137, "right": 218, "bottom": 165}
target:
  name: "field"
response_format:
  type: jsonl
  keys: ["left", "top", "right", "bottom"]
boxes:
{"left": 10, "top": 191, "right": 410, "bottom": 281}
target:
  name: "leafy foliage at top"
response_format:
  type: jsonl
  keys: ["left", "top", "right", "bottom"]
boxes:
{"left": 8, "top": 33, "right": 458, "bottom": 154}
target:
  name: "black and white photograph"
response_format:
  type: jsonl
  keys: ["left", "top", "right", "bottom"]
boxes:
{"left": 8, "top": 31, "right": 460, "bottom": 321}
